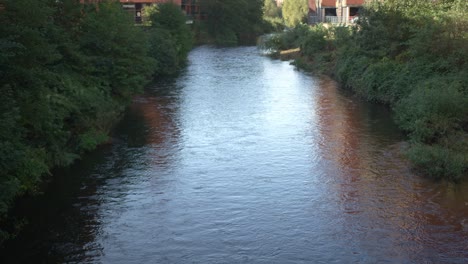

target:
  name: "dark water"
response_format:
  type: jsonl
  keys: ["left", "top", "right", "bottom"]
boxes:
{"left": 2, "top": 46, "right": 467, "bottom": 263}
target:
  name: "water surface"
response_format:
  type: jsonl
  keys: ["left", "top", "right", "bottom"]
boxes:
{"left": 2, "top": 46, "right": 467, "bottom": 263}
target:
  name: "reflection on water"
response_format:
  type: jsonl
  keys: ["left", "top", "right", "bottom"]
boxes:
{"left": 1, "top": 46, "right": 467, "bottom": 263}
{"left": 314, "top": 78, "right": 468, "bottom": 262}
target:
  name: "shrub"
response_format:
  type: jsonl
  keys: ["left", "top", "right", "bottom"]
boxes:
{"left": 299, "top": 24, "right": 329, "bottom": 57}
{"left": 394, "top": 81, "right": 468, "bottom": 143}
{"left": 215, "top": 29, "right": 239, "bottom": 46}
{"left": 408, "top": 143, "right": 467, "bottom": 181}
{"left": 269, "top": 0, "right": 468, "bottom": 180}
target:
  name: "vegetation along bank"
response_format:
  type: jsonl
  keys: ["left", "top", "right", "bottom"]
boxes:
{"left": 264, "top": 0, "right": 468, "bottom": 181}
{"left": 0, "top": 0, "right": 194, "bottom": 243}
{"left": 0, "top": 0, "right": 269, "bottom": 246}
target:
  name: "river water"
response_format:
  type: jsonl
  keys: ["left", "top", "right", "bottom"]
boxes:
{"left": 2, "top": 46, "right": 467, "bottom": 263}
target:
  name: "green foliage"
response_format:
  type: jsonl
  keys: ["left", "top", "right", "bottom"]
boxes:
{"left": 343, "top": 0, "right": 468, "bottom": 179}
{"left": 263, "top": 0, "right": 281, "bottom": 18}
{"left": 263, "top": 16, "right": 285, "bottom": 32}
{"left": 147, "top": 28, "right": 179, "bottom": 76}
{"left": 215, "top": 29, "right": 239, "bottom": 46}
{"left": 151, "top": 2, "right": 186, "bottom": 30}
{"left": 407, "top": 143, "right": 467, "bottom": 181}
{"left": 80, "top": 2, "right": 155, "bottom": 100}
{"left": 395, "top": 82, "right": 468, "bottom": 143}
{"left": 148, "top": 3, "right": 193, "bottom": 73}
{"left": 199, "top": 0, "right": 264, "bottom": 45}
{"left": 282, "top": 0, "right": 308, "bottom": 28}
{"left": 299, "top": 24, "right": 330, "bottom": 57}
{"left": 264, "top": 24, "right": 311, "bottom": 51}
{"left": 347, "top": 1, "right": 467, "bottom": 180}
{"left": 0, "top": 0, "right": 192, "bottom": 243}
{"left": 262, "top": 0, "right": 284, "bottom": 32}
{"left": 351, "top": 58, "right": 405, "bottom": 103}
{"left": 263, "top": 33, "right": 291, "bottom": 51}
{"left": 265, "top": 0, "right": 468, "bottom": 180}
{"left": 78, "top": 129, "right": 109, "bottom": 152}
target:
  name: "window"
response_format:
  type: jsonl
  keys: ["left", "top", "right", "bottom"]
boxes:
{"left": 324, "top": 8, "right": 337, "bottom": 16}
{"left": 349, "top": 7, "right": 360, "bottom": 17}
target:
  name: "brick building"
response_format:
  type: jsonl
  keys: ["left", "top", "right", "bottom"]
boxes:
{"left": 181, "top": 0, "right": 201, "bottom": 19}
{"left": 309, "top": 0, "right": 365, "bottom": 24}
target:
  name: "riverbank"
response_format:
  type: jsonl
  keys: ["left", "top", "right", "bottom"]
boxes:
{"left": 0, "top": 1, "right": 193, "bottom": 244}
{"left": 0, "top": 0, "right": 272, "bottom": 246}
{"left": 264, "top": 0, "right": 467, "bottom": 181}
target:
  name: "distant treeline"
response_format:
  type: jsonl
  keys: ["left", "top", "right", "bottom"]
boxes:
{"left": 195, "top": 0, "right": 267, "bottom": 45}
{"left": 0, "top": 0, "right": 191, "bottom": 242}
{"left": 265, "top": 0, "right": 468, "bottom": 180}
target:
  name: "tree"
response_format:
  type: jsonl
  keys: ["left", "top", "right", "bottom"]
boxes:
{"left": 199, "top": 0, "right": 264, "bottom": 45}
{"left": 0, "top": 0, "right": 157, "bottom": 243}
{"left": 149, "top": 3, "right": 193, "bottom": 67}
{"left": 263, "top": 0, "right": 281, "bottom": 18}
{"left": 0, "top": 0, "right": 63, "bottom": 243}
{"left": 263, "top": 0, "right": 284, "bottom": 32}
{"left": 282, "top": 0, "right": 308, "bottom": 27}
{"left": 80, "top": 2, "right": 155, "bottom": 100}
{"left": 0, "top": 0, "right": 195, "bottom": 245}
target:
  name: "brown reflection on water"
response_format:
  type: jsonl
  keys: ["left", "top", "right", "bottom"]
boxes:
{"left": 314, "top": 77, "right": 468, "bottom": 261}
{"left": 130, "top": 95, "right": 180, "bottom": 167}
{"left": 315, "top": 77, "right": 371, "bottom": 176}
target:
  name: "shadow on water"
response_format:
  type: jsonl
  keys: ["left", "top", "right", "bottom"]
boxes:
{"left": 0, "top": 79, "right": 181, "bottom": 263}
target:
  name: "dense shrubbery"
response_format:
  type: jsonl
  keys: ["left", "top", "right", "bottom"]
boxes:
{"left": 148, "top": 3, "right": 193, "bottom": 73}
{"left": 282, "top": 0, "right": 308, "bottom": 28}
{"left": 263, "top": 0, "right": 284, "bottom": 32}
{"left": 0, "top": 0, "right": 192, "bottom": 242}
{"left": 194, "top": 0, "right": 288, "bottom": 45}
{"left": 265, "top": 0, "right": 468, "bottom": 180}
{"left": 197, "top": 0, "right": 266, "bottom": 45}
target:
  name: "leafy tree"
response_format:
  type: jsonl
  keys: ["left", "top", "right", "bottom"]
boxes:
{"left": 0, "top": 0, "right": 197, "bottom": 245}
{"left": 199, "top": 0, "right": 264, "bottom": 45}
{"left": 0, "top": 0, "right": 170, "bottom": 243}
{"left": 0, "top": 0, "right": 60, "bottom": 243}
{"left": 263, "top": 0, "right": 281, "bottom": 18}
{"left": 80, "top": 2, "right": 155, "bottom": 100}
{"left": 147, "top": 28, "right": 180, "bottom": 76}
{"left": 267, "top": 0, "right": 467, "bottom": 179}
{"left": 282, "top": 0, "right": 308, "bottom": 27}
{"left": 263, "top": 0, "right": 284, "bottom": 31}
{"left": 149, "top": 3, "right": 193, "bottom": 68}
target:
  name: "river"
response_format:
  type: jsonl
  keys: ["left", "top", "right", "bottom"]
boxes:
{"left": 1, "top": 46, "right": 467, "bottom": 263}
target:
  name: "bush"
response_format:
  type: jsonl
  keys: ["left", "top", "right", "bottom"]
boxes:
{"left": 199, "top": 0, "right": 264, "bottom": 46}
{"left": 147, "top": 28, "right": 179, "bottom": 76}
{"left": 352, "top": 58, "right": 404, "bottom": 103}
{"left": 0, "top": 0, "right": 193, "bottom": 243}
{"left": 408, "top": 143, "right": 467, "bottom": 181}
{"left": 147, "top": 3, "right": 193, "bottom": 72}
{"left": 263, "top": 24, "right": 311, "bottom": 51}
{"left": 215, "top": 29, "right": 239, "bottom": 46}
{"left": 263, "top": 16, "right": 285, "bottom": 32}
{"left": 264, "top": 0, "right": 468, "bottom": 180}
{"left": 395, "top": 81, "right": 468, "bottom": 143}
{"left": 300, "top": 24, "right": 329, "bottom": 57}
